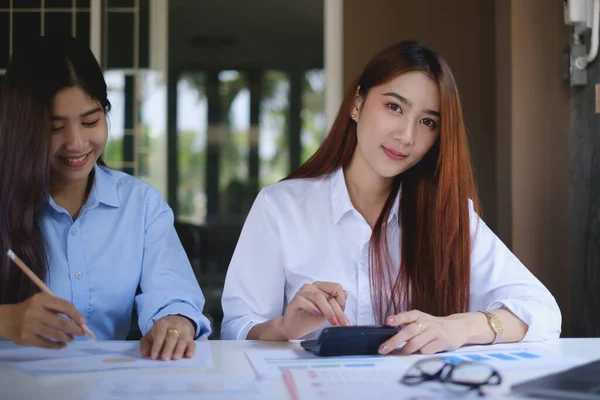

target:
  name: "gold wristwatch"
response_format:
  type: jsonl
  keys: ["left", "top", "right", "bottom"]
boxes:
{"left": 481, "top": 311, "right": 503, "bottom": 344}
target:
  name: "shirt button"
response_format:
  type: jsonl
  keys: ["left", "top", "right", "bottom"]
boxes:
{"left": 71, "top": 228, "right": 77, "bottom": 235}
{"left": 75, "top": 272, "right": 83, "bottom": 279}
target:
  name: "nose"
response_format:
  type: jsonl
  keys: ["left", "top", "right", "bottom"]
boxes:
{"left": 394, "top": 119, "right": 415, "bottom": 146}
{"left": 63, "top": 124, "right": 86, "bottom": 152}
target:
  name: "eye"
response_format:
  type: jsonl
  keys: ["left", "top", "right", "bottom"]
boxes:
{"left": 420, "top": 118, "right": 438, "bottom": 129}
{"left": 386, "top": 103, "right": 402, "bottom": 113}
{"left": 83, "top": 120, "right": 100, "bottom": 127}
{"left": 51, "top": 126, "right": 64, "bottom": 132}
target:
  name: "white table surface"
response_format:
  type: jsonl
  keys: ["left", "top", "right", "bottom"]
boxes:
{"left": 0, "top": 338, "right": 599, "bottom": 399}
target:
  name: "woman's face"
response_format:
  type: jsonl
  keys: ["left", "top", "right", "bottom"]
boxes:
{"left": 47, "top": 86, "right": 108, "bottom": 186}
{"left": 351, "top": 71, "right": 441, "bottom": 179}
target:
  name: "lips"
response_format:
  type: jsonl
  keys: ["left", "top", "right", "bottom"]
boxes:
{"left": 382, "top": 146, "right": 407, "bottom": 161}
{"left": 60, "top": 151, "right": 92, "bottom": 168}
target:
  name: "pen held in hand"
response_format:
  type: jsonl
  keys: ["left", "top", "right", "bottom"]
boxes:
{"left": 6, "top": 249, "right": 98, "bottom": 342}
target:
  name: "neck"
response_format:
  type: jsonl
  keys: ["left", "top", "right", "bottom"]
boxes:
{"left": 50, "top": 176, "right": 90, "bottom": 220}
{"left": 344, "top": 153, "right": 393, "bottom": 228}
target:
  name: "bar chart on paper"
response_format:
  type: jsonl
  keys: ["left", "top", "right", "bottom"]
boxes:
{"left": 246, "top": 350, "right": 411, "bottom": 379}
{"left": 409, "top": 347, "right": 586, "bottom": 371}
{"left": 284, "top": 368, "right": 464, "bottom": 400}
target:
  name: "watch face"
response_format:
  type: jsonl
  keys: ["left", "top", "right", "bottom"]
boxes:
{"left": 490, "top": 317, "right": 502, "bottom": 330}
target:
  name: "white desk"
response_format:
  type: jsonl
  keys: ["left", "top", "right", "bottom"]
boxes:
{"left": 0, "top": 338, "right": 599, "bottom": 399}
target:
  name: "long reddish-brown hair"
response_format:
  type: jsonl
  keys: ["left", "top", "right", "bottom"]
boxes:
{"left": 287, "top": 40, "right": 479, "bottom": 322}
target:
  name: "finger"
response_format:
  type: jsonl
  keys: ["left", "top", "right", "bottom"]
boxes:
{"left": 400, "top": 327, "right": 437, "bottom": 354}
{"left": 35, "top": 321, "right": 73, "bottom": 344}
{"left": 150, "top": 325, "right": 167, "bottom": 360}
{"left": 328, "top": 297, "right": 350, "bottom": 326}
{"left": 185, "top": 340, "right": 196, "bottom": 358}
{"left": 304, "top": 291, "right": 337, "bottom": 324}
{"left": 39, "top": 311, "right": 84, "bottom": 337}
{"left": 140, "top": 335, "right": 151, "bottom": 358}
{"left": 160, "top": 329, "right": 180, "bottom": 361}
{"left": 30, "top": 335, "right": 66, "bottom": 349}
{"left": 313, "top": 282, "right": 347, "bottom": 310}
{"left": 44, "top": 297, "right": 85, "bottom": 326}
{"left": 291, "top": 296, "right": 323, "bottom": 316}
{"left": 420, "top": 339, "right": 448, "bottom": 355}
{"left": 379, "top": 322, "right": 423, "bottom": 354}
{"left": 172, "top": 338, "right": 189, "bottom": 360}
{"left": 387, "top": 310, "right": 422, "bottom": 327}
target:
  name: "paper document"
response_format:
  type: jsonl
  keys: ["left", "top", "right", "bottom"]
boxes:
{"left": 284, "top": 368, "right": 467, "bottom": 400}
{"left": 0, "top": 341, "right": 140, "bottom": 362}
{"left": 1, "top": 341, "right": 212, "bottom": 374}
{"left": 245, "top": 349, "right": 410, "bottom": 379}
{"left": 87, "top": 374, "right": 279, "bottom": 400}
{"left": 405, "top": 346, "right": 587, "bottom": 372}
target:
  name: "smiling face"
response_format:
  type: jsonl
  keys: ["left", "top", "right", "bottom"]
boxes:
{"left": 350, "top": 71, "right": 441, "bottom": 181}
{"left": 47, "top": 86, "right": 108, "bottom": 186}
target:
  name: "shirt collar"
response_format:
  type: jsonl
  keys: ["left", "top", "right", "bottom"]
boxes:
{"left": 388, "top": 186, "right": 400, "bottom": 224}
{"left": 330, "top": 168, "right": 355, "bottom": 225}
{"left": 47, "top": 163, "right": 120, "bottom": 214}
{"left": 87, "top": 164, "right": 120, "bottom": 208}
{"left": 330, "top": 168, "right": 401, "bottom": 225}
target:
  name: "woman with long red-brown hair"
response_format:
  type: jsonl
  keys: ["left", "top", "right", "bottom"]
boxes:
{"left": 221, "top": 40, "right": 561, "bottom": 354}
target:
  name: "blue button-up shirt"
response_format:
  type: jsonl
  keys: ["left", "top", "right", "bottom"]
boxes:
{"left": 40, "top": 164, "right": 211, "bottom": 340}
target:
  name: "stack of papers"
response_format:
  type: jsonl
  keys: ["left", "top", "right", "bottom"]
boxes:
{"left": 0, "top": 341, "right": 212, "bottom": 374}
{"left": 87, "top": 374, "right": 279, "bottom": 400}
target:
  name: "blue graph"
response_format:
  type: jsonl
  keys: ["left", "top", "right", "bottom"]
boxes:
{"left": 441, "top": 351, "right": 541, "bottom": 364}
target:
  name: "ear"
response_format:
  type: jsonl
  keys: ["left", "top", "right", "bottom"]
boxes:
{"left": 350, "top": 87, "right": 363, "bottom": 121}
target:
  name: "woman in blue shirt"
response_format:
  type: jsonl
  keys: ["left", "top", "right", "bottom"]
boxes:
{"left": 0, "top": 36, "right": 210, "bottom": 361}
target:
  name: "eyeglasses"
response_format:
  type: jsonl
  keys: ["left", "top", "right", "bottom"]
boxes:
{"left": 400, "top": 357, "right": 502, "bottom": 396}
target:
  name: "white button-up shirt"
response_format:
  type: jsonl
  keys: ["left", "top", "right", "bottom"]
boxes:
{"left": 221, "top": 168, "right": 561, "bottom": 341}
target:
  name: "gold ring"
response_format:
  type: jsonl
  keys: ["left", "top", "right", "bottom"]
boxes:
{"left": 416, "top": 323, "right": 423, "bottom": 334}
{"left": 167, "top": 328, "right": 179, "bottom": 336}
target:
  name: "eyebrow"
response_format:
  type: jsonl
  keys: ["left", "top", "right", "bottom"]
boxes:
{"left": 382, "top": 92, "right": 441, "bottom": 118}
{"left": 51, "top": 107, "right": 102, "bottom": 121}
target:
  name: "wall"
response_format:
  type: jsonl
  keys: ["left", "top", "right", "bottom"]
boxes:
{"left": 504, "top": 0, "right": 572, "bottom": 333}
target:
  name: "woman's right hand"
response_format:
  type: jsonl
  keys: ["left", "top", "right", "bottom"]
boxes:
{"left": 281, "top": 281, "right": 350, "bottom": 339}
{"left": 0, "top": 293, "right": 86, "bottom": 348}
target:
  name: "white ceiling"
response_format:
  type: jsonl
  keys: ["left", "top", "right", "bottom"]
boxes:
{"left": 168, "top": 0, "right": 324, "bottom": 71}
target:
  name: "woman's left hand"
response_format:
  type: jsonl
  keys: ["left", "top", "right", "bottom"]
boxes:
{"left": 378, "top": 310, "right": 469, "bottom": 355}
{"left": 140, "top": 315, "right": 196, "bottom": 361}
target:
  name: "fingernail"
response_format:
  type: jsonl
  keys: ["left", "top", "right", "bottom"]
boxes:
{"left": 388, "top": 316, "right": 396, "bottom": 325}
{"left": 332, "top": 317, "right": 339, "bottom": 325}
{"left": 79, "top": 318, "right": 86, "bottom": 325}
{"left": 345, "top": 321, "right": 351, "bottom": 326}
{"left": 379, "top": 345, "right": 389, "bottom": 355}
{"left": 314, "top": 308, "right": 321, "bottom": 315}
{"left": 151, "top": 353, "right": 157, "bottom": 360}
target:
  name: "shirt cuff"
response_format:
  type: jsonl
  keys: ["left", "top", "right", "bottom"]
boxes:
{"left": 487, "top": 299, "right": 561, "bottom": 342}
{"left": 150, "top": 302, "right": 212, "bottom": 339}
{"left": 222, "top": 315, "right": 268, "bottom": 340}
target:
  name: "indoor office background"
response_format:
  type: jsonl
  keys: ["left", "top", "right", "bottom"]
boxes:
{"left": 1, "top": 0, "right": 599, "bottom": 340}
{"left": 0, "top": 0, "right": 325, "bottom": 338}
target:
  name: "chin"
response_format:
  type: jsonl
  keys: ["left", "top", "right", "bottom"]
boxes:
{"left": 52, "top": 164, "right": 94, "bottom": 184}
{"left": 374, "top": 165, "right": 407, "bottom": 179}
